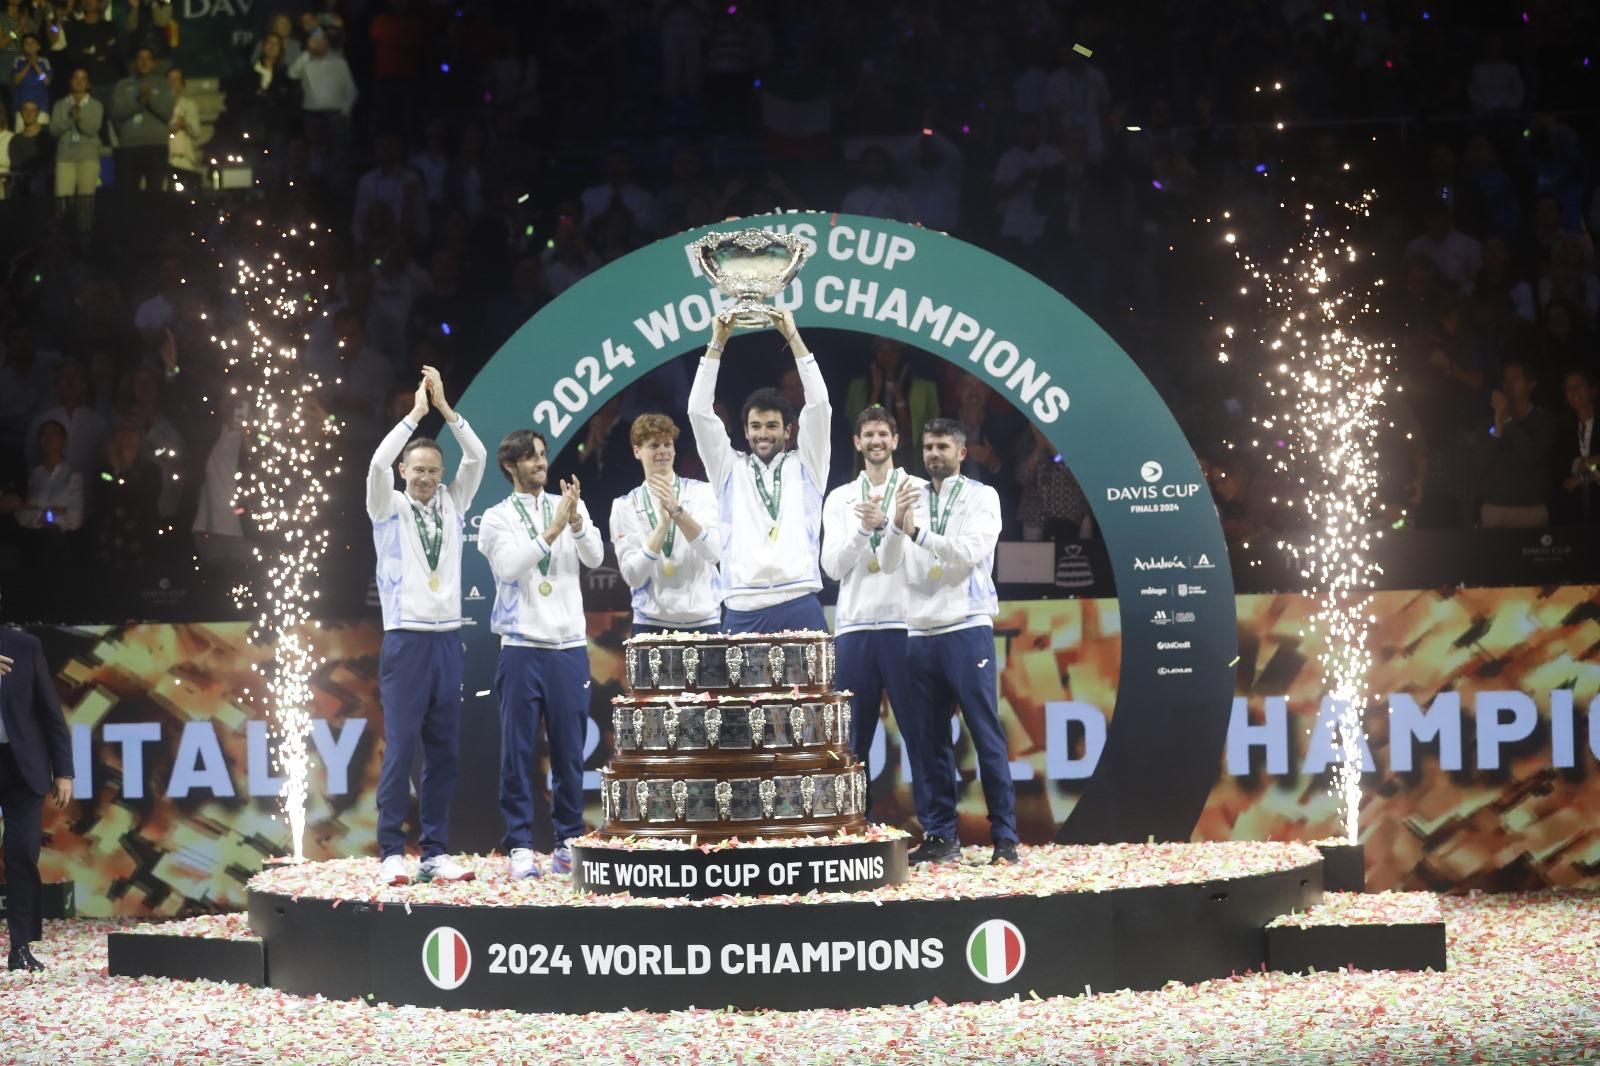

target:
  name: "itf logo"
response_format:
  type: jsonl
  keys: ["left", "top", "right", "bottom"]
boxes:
{"left": 966, "top": 918, "right": 1026, "bottom": 984}
{"left": 1140, "top": 460, "right": 1164, "bottom": 483}
{"left": 422, "top": 926, "right": 472, "bottom": 990}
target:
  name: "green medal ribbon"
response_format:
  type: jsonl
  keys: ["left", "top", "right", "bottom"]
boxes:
{"left": 511, "top": 493, "right": 556, "bottom": 577}
{"left": 928, "top": 476, "right": 965, "bottom": 536}
{"left": 752, "top": 453, "right": 785, "bottom": 523}
{"left": 860, "top": 468, "right": 900, "bottom": 552}
{"left": 409, "top": 499, "right": 444, "bottom": 573}
{"left": 639, "top": 477, "right": 681, "bottom": 558}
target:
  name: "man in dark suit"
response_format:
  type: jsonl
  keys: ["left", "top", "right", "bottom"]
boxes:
{"left": 0, "top": 618, "right": 74, "bottom": 972}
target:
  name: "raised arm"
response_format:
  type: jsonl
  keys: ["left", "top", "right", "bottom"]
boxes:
{"left": 367, "top": 380, "right": 427, "bottom": 521}
{"left": 424, "top": 366, "right": 486, "bottom": 512}
{"left": 688, "top": 317, "right": 736, "bottom": 487}
{"left": 777, "top": 310, "right": 831, "bottom": 485}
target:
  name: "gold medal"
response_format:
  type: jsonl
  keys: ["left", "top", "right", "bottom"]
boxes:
{"left": 538, "top": 580, "right": 553, "bottom": 596}
{"left": 768, "top": 525, "right": 779, "bottom": 542}
{"left": 428, "top": 572, "right": 440, "bottom": 592}
{"left": 663, "top": 562, "right": 677, "bottom": 578}
{"left": 867, "top": 558, "right": 881, "bottom": 574}
{"left": 928, "top": 564, "right": 944, "bottom": 580}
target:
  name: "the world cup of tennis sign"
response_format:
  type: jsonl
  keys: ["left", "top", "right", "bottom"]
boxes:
{"left": 688, "top": 228, "right": 812, "bottom": 328}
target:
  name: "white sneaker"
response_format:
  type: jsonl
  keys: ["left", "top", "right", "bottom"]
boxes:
{"left": 508, "top": 847, "right": 541, "bottom": 879}
{"left": 418, "top": 855, "right": 476, "bottom": 883}
{"left": 378, "top": 854, "right": 411, "bottom": 886}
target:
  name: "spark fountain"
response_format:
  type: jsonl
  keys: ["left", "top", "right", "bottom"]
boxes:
{"left": 205, "top": 219, "right": 340, "bottom": 862}
{"left": 1222, "top": 194, "right": 1392, "bottom": 843}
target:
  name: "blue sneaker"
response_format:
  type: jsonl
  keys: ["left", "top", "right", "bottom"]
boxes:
{"left": 508, "top": 847, "right": 541, "bottom": 879}
{"left": 550, "top": 842, "right": 573, "bottom": 875}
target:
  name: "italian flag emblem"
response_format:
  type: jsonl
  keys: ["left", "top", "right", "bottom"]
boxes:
{"left": 965, "top": 918, "right": 1025, "bottom": 984}
{"left": 422, "top": 926, "right": 472, "bottom": 990}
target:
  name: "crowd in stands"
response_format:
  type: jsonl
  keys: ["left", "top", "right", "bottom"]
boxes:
{"left": 1, "top": 0, "right": 1598, "bottom": 610}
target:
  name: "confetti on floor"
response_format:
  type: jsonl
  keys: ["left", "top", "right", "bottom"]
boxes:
{"left": 1268, "top": 891, "right": 1443, "bottom": 929}
{"left": 4, "top": 890, "right": 1597, "bottom": 1063}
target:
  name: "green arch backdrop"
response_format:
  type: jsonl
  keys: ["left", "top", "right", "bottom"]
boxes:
{"left": 451, "top": 212, "right": 1236, "bottom": 844}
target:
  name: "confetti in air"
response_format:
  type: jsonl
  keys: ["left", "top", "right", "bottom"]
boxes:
{"left": 205, "top": 218, "right": 340, "bottom": 862}
{"left": 1222, "top": 193, "right": 1391, "bottom": 843}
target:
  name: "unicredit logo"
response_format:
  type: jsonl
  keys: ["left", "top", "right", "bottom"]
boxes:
{"left": 1157, "top": 640, "right": 1192, "bottom": 650}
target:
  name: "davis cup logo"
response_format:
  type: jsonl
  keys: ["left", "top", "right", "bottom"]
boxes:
{"left": 1140, "top": 460, "right": 1164, "bottom": 483}
{"left": 965, "top": 919, "right": 1026, "bottom": 984}
{"left": 422, "top": 926, "right": 472, "bottom": 990}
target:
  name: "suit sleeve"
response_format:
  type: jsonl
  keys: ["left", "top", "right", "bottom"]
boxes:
{"left": 445, "top": 415, "right": 488, "bottom": 514}
{"left": 611, "top": 491, "right": 655, "bottom": 588}
{"left": 30, "top": 637, "right": 73, "bottom": 780}
{"left": 574, "top": 499, "right": 605, "bottom": 568}
{"left": 795, "top": 353, "right": 831, "bottom": 489}
{"left": 912, "top": 484, "right": 1001, "bottom": 578}
{"left": 367, "top": 417, "right": 416, "bottom": 521}
{"left": 478, "top": 504, "right": 546, "bottom": 583}
{"left": 687, "top": 356, "right": 734, "bottom": 489}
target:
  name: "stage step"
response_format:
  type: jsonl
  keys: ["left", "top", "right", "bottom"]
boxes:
{"left": 1266, "top": 891, "right": 1446, "bottom": 974}
{"left": 0, "top": 880, "right": 74, "bottom": 920}
{"left": 108, "top": 914, "right": 265, "bottom": 987}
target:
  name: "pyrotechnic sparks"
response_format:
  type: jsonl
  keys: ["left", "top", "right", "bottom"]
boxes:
{"left": 1222, "top": 194, "right": 1392, "bottom": 843}
{"left": 204, "top": 219, "right": 340, "bottom": 862}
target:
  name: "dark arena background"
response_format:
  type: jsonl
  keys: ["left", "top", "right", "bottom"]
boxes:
{"left": 2, "top": 0, "right": 1599, "bottom": 1061}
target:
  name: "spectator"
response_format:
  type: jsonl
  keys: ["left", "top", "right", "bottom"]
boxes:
{"left": 289, "top": 28, "right": 357, "bottom": 183}
{"left": 950, "top": 372, "right": 1005, "bottom": 484}
{"left": 0, "top": 0, "right": 36, "bottom": 81}
{"left": 1479, "top": 359, "right": 1557, "bottom": 529}
{"left": 190, "top": 403, "right": 247, "bottom": 565}
{"left": 1466, "top": 34, "right": 1523, "bottom": 113}
{"left": 1535, "top": 299, "right": 1594, "bottom": 391}
{"left": 10, "top": 33, "right": 51, "bottom": 120}
{"left": 251, "top": 15, "right": 302, "bottom": 70}
{"left": 0, "top": 102, "right": 11, "bottom": 198}
{"left": 843, "top": 338, "right": 938, "bottom": 473}
{"left": 0, "top": 324, "right": 57, "bottom": 444}
{"left": 407, "top": 116, "right": 451, "bottom": 219}
{"left": 1461, "top": 135, "right": 1518, "bottom": 241}
{"left": 368, "top": 0, "right": 424, "bottom": 135}
{"left": 408, "top": 247, "right": 478, "bottom": 359}
{"left": 654, "top": 144, "right": 716, "bottom": 235}
{"left": 165, "top": 67, "right": 206, "bottom": 179}
{"left": 7, "top": 99, "right": 51, "bottom": 196}
{"left": 1404, "top": 204, "right": 1482, "bottom": 296}
{"left": 1532, "top": 236, "right": 1600, "bottom": 326}
{"left": 119, "top": 364, "right": 183, "bottom": 517}
{"left": 1555, "top": 367, "right": 1599, "bottom": 526}
{"left": 50, "top": 68, "right": 102, "bottom": 235}
{"left": 993, "top": 113, "right": 1064, "bottom": 256}
{"left": 238, "top": 30, "right": 297, "bottom": 180}
{"left": 89, "top": 421, "right": 161, "bottom": 566}
{"left": 839, "top": 145, "right": 915, "bottom": 222}
{"left": 353, "top": 133, "right": 427, "bottom": 251}
{"left": 901, "top": 128, "right": 963, "bottom": 232}
{"left": 1043, "top": 41, "right": 1111, "bottom": 164}
{"left": 122, "top": 0, "right": 172, "bottom": 69}
{"left": 1015, "top": 424, "right": 1091, "bottom": 542}
{"left": 0, "top": 418, "right": 83, "bottom": 531}
{"left": 28, "top": 357, "right": 105, "bottom": 475}
{"left": 132, "top": 254, "right": 182, "bottom": 338}
{"left": 580, "top": 149, "right": 654, "bottom": 235}
{"left": 322, "top": 306, "right": 394, "bottom": 432}
{"left": 110, "top": 46, "right": 174, "bottom": 193}
{"left": 541, "top": 214, "right": 599, "bottom": 295}
{"left": 63, "top": 0, "right": 121, "bottom": 97}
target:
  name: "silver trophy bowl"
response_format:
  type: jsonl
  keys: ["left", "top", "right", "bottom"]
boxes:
{"left": 689, "top": 228, "right": 811, "bottom": 328}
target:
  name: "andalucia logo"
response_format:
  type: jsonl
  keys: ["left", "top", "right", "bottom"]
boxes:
{"left": 965, "top": 918, "right": 1026, "bottom": 984}
{"left": 422, "top": 926, "right": 472, "bottom": 990}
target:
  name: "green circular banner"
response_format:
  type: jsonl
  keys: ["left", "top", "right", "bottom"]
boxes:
{"left": 455, "top": 212, "right": 1236, "bottom": 843}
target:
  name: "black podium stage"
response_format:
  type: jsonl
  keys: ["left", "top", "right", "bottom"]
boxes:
{"left": 105, "top": 843, "right": 1355, "bottom": 1014}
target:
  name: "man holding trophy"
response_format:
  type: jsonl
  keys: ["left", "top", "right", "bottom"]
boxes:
{"left": 687, "top": 229, "right": 831, "bottom": 634}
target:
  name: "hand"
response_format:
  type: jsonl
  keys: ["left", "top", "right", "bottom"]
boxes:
{"left": 646, "top": 471, "right": 676, "bottom": 510}
{"left": 771, "top": 308, "right": 799, "bottom": 346}
{"left": 0, "top": 653, "right": 12, "bottom": 676}
{"left": 563, "top": 476, "right": 584, "bottom": 528}
{"left": 1490, "top": 390, "right": 1509, "bottom": 420}
{"left": 709, "top": 315, "right": 733, "bottom": 353}
{"left": 409, "top": 378, "right": 428, "bottom": 421}
{"left": 853, "top": 497, "right": 889, "bottom": 530}
{"left": 51, "top": 777, "right": 72, "bottom": 808}
{"left": 422, "top": 365, "right": 455, "bottom": 420}
{"left": 893, "top": 480, "right": 919, "bottom": 532}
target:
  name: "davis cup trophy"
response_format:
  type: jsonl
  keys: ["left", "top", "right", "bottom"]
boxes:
{"left": 689, "top": 228, "right": 811, "bottom": 328}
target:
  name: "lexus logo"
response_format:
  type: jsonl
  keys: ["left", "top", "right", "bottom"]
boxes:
{"left": 1140, "top": 461, "right": 1164, "bottom": 483}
